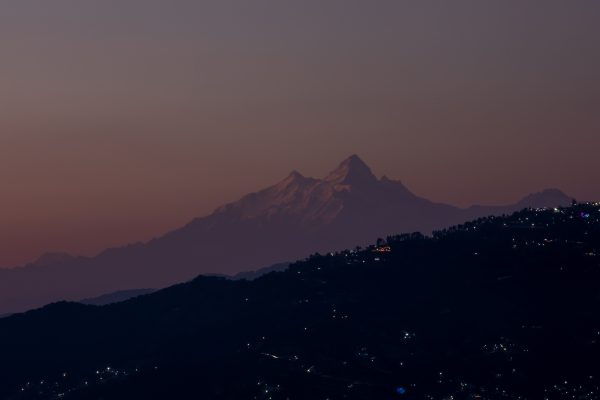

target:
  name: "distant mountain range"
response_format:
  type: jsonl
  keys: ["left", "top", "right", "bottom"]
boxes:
{"left": 78, "top": 262, "right": 291, "bottom": 307}
{"left": 0, "top": 155, "right": 572, "bottom": 314}
{"left": 79, "top": 289, "right": 157, "bottom": 306}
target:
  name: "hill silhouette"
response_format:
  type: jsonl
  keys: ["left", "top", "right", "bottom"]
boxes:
{"left": 0, "top": 203, "right": 598, "bottom": 399}
{"left": 0, "top": 155, "right": 572, "bottom": 314}
{"left": 79, "top": 289, "right": 157, "bottom": 306}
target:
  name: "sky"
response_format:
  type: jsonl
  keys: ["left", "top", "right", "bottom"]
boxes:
{"left": 1, "top": 0, "right": 599, "bottom": 267}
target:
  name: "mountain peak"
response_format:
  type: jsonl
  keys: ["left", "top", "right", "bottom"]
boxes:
{"left": 516, "top": 188, "right": 572, "bottom": 208}
{"left": 275, "top": 170, "right": 313, "bottom": 190}
{"left": 340, "top": 154, "right": 367, "bottom": 168}
{"left": 325, "top": 155, "right": 377, "bottom": 187}
{"left": 286, "top": 170, "right": 305, "bottom": 180}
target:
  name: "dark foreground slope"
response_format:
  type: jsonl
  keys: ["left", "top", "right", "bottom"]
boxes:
{"left": 0, "top": 204, "right": 599, "bottom": 400}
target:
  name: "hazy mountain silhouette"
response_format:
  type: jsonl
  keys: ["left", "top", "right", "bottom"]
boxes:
{"left": 0, "top": 155, "right": 572, "bottom": 314}
{"left": 79, "top": 262, "right": 290, "bottom": 307}
{"left": 29, "top": 252, "right": 77, "bottom": 268}
{"left": 230, "top": 262, "right": 291, "bottom": 280}
{"left": 79, "top": 289, "right": 157, "bottom": 306}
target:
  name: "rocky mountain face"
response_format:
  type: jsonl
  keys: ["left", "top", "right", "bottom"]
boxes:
{"left": 0, "top": 155, "right": 572, "bottom": 314}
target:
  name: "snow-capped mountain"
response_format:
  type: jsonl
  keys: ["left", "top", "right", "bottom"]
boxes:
{"left": 0, "top": 155, "right": 572, "bottom": 314}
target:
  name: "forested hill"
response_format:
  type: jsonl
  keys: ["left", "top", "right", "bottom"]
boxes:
{"left": 1, "top": 203, "right": 599, "bottom": 400}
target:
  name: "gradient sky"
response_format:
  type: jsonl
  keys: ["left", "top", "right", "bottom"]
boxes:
{"left": 1, "top": 1, "right": 599, "bottom": 267}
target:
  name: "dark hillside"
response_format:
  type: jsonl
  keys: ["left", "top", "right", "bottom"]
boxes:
{"left": 0, "top": 203, "right": 598, "bottom": 400}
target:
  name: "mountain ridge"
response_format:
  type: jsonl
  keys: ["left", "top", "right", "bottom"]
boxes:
{"left": 0, "top": 155, "right": 573, "bottom": 314}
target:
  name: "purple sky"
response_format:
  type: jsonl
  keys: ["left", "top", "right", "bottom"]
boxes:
{"left": 1, "top": 1, "right": 599, "bottom": 267}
